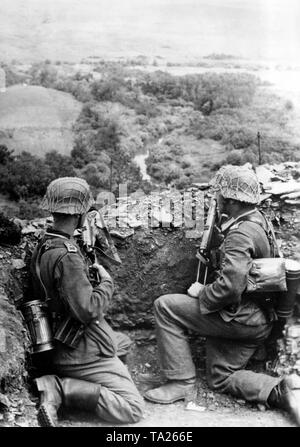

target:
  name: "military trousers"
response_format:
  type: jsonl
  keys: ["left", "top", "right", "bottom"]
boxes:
{"left": 53, "top": 332, "right": 144, "bottom": 424}
{"left": 154, "top": 294, "right": 281, "bottom": 404}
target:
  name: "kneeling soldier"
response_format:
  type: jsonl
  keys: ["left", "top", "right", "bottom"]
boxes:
{"left": 30, "top": 177, "right": 144, "bottom": 427}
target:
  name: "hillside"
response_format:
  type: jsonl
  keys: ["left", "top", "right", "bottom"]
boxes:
{"left": 0, "top": 61, "right": 300, "bottom": 219}
{"left": 0, "top": 85, "right": 81, "bottom": 156}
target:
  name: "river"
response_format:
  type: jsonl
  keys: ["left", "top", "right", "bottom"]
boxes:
{"left": 133, "top": 149, "right": 151, "bottom": 181}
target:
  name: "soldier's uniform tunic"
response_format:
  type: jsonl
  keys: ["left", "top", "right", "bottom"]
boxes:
{"left": 154, "top": 209, "right": 282, "bottom": 403}
{"left": 31, "top": 228, "right": 144, "bottom": 424}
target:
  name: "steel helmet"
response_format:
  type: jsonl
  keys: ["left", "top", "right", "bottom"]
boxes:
{"left": 209, "top": 165, "right": 261, "bottom": 204}
{"left": 40, "top": 177, "right": 94, "bottom": 215}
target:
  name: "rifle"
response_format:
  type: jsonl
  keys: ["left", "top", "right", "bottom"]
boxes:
{"left": 94, "top": 211, "right": 122, "bottom": 265}
{"left": 196, "top": 196, "right": 218, "bottom": 285}
{"left": 75, "top": 209, "right": 122, "bottom": 283}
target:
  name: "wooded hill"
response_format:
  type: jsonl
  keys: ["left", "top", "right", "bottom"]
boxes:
{"left": 0, "top": 60, "right": 299, "bottom": 218}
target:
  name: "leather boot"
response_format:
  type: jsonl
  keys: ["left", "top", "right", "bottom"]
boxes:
{"left": 268, "top": 376, "right": 300, "bottom": 426}
{"left": 144, "top": 378, "right": 196, "bottom": 404}
{"left": 34, "top": 375, "right": 63, "bottom": 427}
{"left": 35, "top": 375, "right": 101, "bottom": 427}
{"left": 62, "top": 377, "right": 101, "bottom": 411}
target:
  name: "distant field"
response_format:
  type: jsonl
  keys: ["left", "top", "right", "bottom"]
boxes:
{"left": 164, "top": 135, "right": 225, "bottom": 182}
{"left": 0, "top": 0, "right": 189, "bottom": 63}
{"left": 178, "top": 135, "right": 225, "bottom": 165}
{"left": 0, "top": 0, "right": 298, "bottom": 64}
{"left": 174, "top": 135, "right": 225, "bottom": 181}
{"left": 0, "top": 85, "right": 81, "bottom": 156}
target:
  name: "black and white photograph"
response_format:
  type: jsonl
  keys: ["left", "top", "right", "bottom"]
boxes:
{"left": 1, "top": 0, "right": 300, "bottom": 432}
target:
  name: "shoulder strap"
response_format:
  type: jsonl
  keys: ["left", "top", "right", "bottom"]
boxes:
{"left": 237, "top": 212, "right": 281, "bottom": 258}
{"left": 261, "top": 211, "right": 282, "bottom": 258}
{"left": 34, "top": 242, "right": 49, "bottom": 301}
{"left": 34, "top": 239, "right": 70, "bottom": 302}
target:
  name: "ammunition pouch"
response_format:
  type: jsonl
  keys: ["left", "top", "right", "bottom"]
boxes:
{"left": 52, "top": 314, "right": 118, "bottom": 356}
{"left": 52, "top": 313, "right": 86, "bottom": 349}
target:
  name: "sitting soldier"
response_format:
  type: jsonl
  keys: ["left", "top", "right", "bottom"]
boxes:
{"left": 144, "top": 165, "right": 300, "bottom": 426}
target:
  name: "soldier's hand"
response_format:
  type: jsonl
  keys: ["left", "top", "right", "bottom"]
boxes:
{"left": 187, "top": 282, "right": 204, "bottom": 298}
{"left": 92, "top": 263, "right": 111, "bottom": 280}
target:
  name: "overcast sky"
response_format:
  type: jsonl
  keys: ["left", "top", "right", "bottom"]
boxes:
{"left": 1, "top": 0, "right": 300, "bottom": 63}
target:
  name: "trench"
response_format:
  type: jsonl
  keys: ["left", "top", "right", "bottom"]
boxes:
{"left": 2, "top": 186, "right": 300, "bottom": 426}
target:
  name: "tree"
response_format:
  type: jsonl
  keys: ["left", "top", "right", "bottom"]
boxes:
{"left": 71, "top": 140, "right": 96, "bottom": 168}
{"left": 45, "top": 151, "right": 76, "bottom": 178}
{"left": 81, "top": 163, "right": 110, "bottom": 190}
{"left": 0, "top": 145, "right": 14, "bottom": 165}
{"left": 29, "top": 62, "right": 58, "bottom": 88}
{"left": 0, "top": 151, "right": 53, "bottom": 200}
{"left": 71, "top": 104, "right": 143, "bottom": 191}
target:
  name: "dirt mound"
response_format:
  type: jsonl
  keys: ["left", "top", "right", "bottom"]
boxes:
{"left": 105, "top": 227, "right": 200, "bottom": 328}
{"left": 0, "top": 243, "right": 28, "bottom": 385}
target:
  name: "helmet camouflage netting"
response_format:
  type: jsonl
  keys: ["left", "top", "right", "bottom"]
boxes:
{"left": 40, "top": 177, "right": 95, "bottom": 215}
{"left": 209, "top": 165, "right": 261, "bottom": 204}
